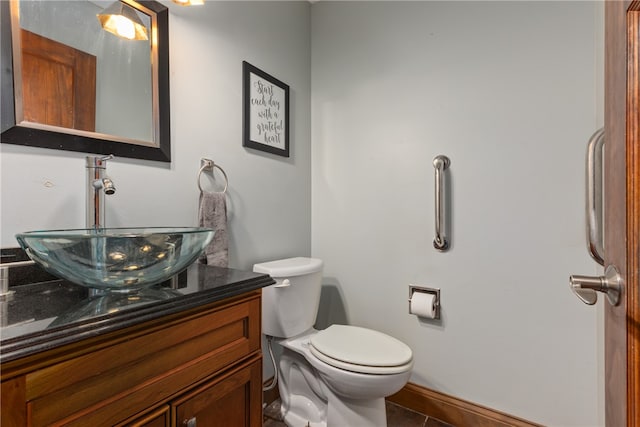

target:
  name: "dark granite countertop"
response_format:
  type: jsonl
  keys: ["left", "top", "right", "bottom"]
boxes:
{"left": 0, "top": 262, "right": 274, "bottom": 364}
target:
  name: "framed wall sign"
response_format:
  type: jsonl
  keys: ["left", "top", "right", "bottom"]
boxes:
{"left": 242, "top": 61, "right": 290, "bottom": 157}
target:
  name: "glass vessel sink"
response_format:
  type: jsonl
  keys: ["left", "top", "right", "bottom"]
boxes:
{"left": 16, "top": 227, "right": 214, "bottom": 291}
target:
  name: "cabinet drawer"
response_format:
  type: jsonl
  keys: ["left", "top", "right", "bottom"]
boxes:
{"left": 25, "top": 293, "right": 261, "bottom": 426}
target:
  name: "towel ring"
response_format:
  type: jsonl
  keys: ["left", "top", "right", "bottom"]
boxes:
{"left": 198, "top": 158, "right": 228, "bottom": 194}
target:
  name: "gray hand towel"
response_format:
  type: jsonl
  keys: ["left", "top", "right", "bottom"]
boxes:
{"left": 198, "top": 191, "right": 228, "bottom": 268}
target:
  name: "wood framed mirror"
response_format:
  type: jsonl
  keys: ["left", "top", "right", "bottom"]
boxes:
{"left": 0, "top": 0, "right": 170, "bottom": 162}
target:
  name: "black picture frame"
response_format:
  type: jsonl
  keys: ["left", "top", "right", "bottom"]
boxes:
{"left": 242, "top": 61, "right": 290, "bottom": 157}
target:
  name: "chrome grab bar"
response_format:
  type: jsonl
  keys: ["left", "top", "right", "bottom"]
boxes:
{"left": 586, "top": 128, "right": 605, "bottom": 265}
{"left": 433, "top": 155, "right": 450, "bottom": 251}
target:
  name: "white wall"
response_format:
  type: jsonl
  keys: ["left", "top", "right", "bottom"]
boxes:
{"left": 311, "top": 2, "right": 603, "bottom": 426}
{"left": 1, "top": 1, "right": 312, "bottom": 271}
{"left": 2, "top": 1, "right": 606, "bottom": 425}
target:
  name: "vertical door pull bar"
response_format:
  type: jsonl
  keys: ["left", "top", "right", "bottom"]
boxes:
{"left": 433, "top": 155, "right": 450, "bottom": 251}
{"left": 586, "top": 128, "right": 605, "bottom": 265}
{"left": 569, "top": 128, "right": 621, "bottom": 306}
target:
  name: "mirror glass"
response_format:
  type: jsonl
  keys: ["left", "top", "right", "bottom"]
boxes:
{"left": 0, "top": 0, "right": 171, "bottom": 162}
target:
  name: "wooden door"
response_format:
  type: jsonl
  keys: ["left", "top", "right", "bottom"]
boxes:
{"left": 604, "top": 0, "right": 640, "bottom": 425}
{"left": 20, "top": 29, "right": 96, "bottom": 131}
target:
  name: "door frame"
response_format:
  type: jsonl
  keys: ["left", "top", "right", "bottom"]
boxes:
{"left": 605, "top": 0, "right": 640, "bottom": 425}
{"left": 625, "top": 1, "right": 640, "bottom": 424}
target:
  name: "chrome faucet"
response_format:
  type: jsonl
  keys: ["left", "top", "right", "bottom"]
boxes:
{"left": 86, "top": 155, "right": 116, "bottom": 229}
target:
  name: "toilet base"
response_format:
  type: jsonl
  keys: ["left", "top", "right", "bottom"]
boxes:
{"left": 277, "top": 336, "right": 391, "bottom": 427}
{"left": 326, "top": 394, "right": 386, "bottom": 427}
{"left": 280, "top": 394, "right": 387, "bottom": 427}
{"left": 281, "top": 394, "right": 327, "bottom": 427}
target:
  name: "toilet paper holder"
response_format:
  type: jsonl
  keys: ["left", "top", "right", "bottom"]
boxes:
{"left": 408, "top": 285, "right": 441, "bottom": 320}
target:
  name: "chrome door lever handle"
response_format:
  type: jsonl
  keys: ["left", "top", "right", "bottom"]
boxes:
{"left": 569, "top": 265, "right": 623, "bottom": 306}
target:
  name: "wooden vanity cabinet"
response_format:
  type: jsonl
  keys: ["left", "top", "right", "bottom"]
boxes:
{"left": 0, "top": 290, "right": 263, "bottom": 427}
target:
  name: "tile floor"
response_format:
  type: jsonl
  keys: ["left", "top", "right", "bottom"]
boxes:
{"left": 263, "top": 399, "right": 455, "bottom": 427}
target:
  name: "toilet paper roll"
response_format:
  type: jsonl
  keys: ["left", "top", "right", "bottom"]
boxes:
{"left": 410, "top": 292, "right": 437, "bottom": 319}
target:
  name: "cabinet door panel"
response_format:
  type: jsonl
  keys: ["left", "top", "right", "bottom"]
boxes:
{"left": 173, "top": 357, "right": 262, "bottom": 427}
{"left": 1, "top": 376, "right": 26, "bottom": 426}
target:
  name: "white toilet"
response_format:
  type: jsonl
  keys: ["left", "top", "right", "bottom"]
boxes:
{"left": 254, "top": 257, "right": 413, "bottom": 427}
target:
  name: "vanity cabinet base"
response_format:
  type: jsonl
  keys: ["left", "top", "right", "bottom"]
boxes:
{"left": 1, "top": 290, "right": 263, "bottom": 427}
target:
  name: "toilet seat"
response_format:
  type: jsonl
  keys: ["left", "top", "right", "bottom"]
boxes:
{"left": 309, "top": 325, "right": 413, "bottom": 375}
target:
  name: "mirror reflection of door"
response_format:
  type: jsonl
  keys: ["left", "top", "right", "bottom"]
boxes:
{"left": 20, "top": 29, "right": 96, "bottom": 132}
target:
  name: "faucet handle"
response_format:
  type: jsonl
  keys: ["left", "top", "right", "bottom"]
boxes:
{"left": 86, "top": 154, "right": 115, "bottom": 168}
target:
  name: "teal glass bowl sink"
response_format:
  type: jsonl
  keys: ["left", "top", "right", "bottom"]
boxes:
{"left": 16, "top": 227, "right": 214, "bottom": 291}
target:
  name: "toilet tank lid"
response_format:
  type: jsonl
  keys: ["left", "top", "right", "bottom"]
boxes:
{"left": 253, "top": 257, "right": 323, "bottom": 277}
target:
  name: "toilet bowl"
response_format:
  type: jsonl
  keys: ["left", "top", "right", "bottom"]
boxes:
{"left": 254, "top": 257, "right": 413, "bottom": 427}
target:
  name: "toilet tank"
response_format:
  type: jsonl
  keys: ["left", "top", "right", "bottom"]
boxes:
{"left": 254, "top": 257, "right": 324, "bottom": 338}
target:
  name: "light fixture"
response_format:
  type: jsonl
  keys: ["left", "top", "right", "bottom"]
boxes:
{"left": 172, "top": 0, "right": 204, "bottom": 5}
{"left": 97, "top": 1, "right": 149, "bottom": 41}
